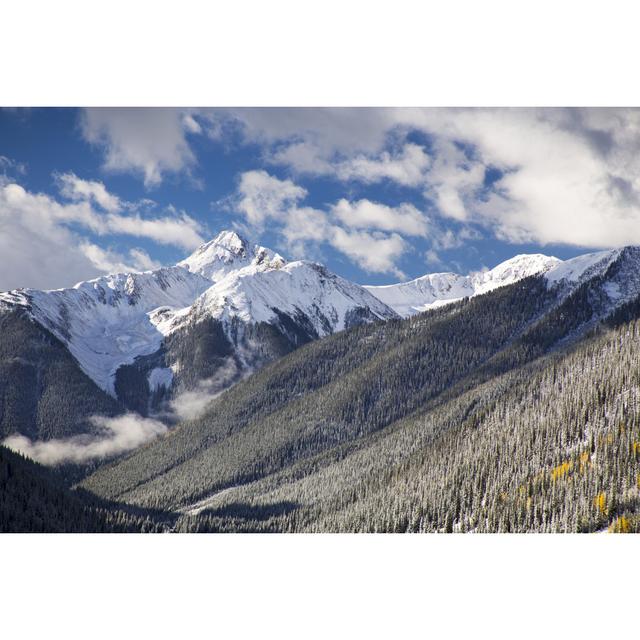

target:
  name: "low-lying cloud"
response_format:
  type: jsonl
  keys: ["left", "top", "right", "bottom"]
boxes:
{"left": 2, "top": 413, "right": 168, "bottom": 466}
{"left": 159, "top": 357, "right": 246, "bottom": 422}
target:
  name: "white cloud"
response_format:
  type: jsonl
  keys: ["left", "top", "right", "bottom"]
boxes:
{"left": 231, "top": 170, "right": 415, "bottom": 275}
{"left": 270, "top": 141, "right": 335, "bottom": 175}
{"left": 103, "top": 210, "right": 204, "bottom": 250}
{"left": 281, "top": 205, "right": 330, "bottom": 244}
{"left": 331, "top": 198, "right": 428, "bottom": 236}
{"left": 79, "top": 243, "right": 137, "bottom": 275}
{"left": 2, "top": 413, "right": 168, "bottom": 466}
{"left": 423, "top": 139, "right": 486, "bottom": 221}
{"left": 81, "top": 108, "right": 197, "bottom": 187}
{"left": 202, "top": 108, "right": 401, "bottom": 157}
{"left": 409, "top": 108, "right": 640, "bottom": 247}
{"left": 55, "top": 174, "right": 204, "bottom": 249}
{"left": 211, "top": 107, "right": 640, "bottom": 250}
{"left": 5, "top": 178, "right": 204, "bottom": 251}
{"left": 0, "top": 178, "right": 204, "bottom": 290}
{"left": 57, "top": 172, "right": 121, "bottom": 212}
{"left": 79, "top": 244, "right": 162, "bottom": 275}
{"left": 81, "top": 106, "right": 640, "bottom": 251}
{"left": 330, "top": 227, "right": 406, "bottom": 277}
{"left": 128, "top": 248, "right": 163, "bottom": 271}
{"left": 182, "top": 113, "right": 202, "bottom": 134}
{"left": 0, "top": 185, "right": 102, "bottom": 290}
{"left": 235, "top": 169, "right": 307, "bottom": 227}
{"left": 336, "top": 143, "right": 431, "bottom": 186}
{"left": 159, "top": 359, "right": 244, "bottom": 422}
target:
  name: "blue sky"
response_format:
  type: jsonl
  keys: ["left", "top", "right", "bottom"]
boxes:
{"left": 2, "top": 107, "right": 638, "bottom": 291}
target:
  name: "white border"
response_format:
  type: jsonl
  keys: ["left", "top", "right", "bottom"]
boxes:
{"left": 1, "top": 533, "right": 638, "bottom": 638}
{"left": 2, "top": 0, "right": 640, "bottom": 106}
{"left": 3, "top": 1, "right": 640, "bottom": 636}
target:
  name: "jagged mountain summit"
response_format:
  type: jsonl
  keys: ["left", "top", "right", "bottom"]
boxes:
{"left": 0, "top": 231, "right": 397, "bottom": 425}
{"left": 177, "top": 230, "right": 286, "bottom": 281}
{"left": 0, "top": 266, "right": 212, "bottom": 395}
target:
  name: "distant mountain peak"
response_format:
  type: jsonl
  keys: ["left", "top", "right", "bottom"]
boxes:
{"left": 544, "top": 248, "right": 621, "bottom": 285}
{"left": 365, "top": 253, "right": 561, "bottom": 317}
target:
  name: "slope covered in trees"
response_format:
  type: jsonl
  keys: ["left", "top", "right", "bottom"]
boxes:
{"left": 0, "top": 309, "right": 121, "bottom": 440}
{"left": 0, "top": 445, "right": 166, "bottom": 533}
{"left": 81, "top": 276, "right": 559, "bottom": 507}
{"left": 9, "top": 248, "right": 640, "bottom": 533}
{"left": 175, "top": 309, "right": 640, "bottom": 533}
{"left": 78, "top": 261, "right": 640, "bottom": 532}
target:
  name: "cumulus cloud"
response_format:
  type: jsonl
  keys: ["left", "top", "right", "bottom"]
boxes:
{"left": 75, "top": 106, "right": 640, "bottom": 252}
{"left": 10, "top": 176, "right": 204, "bottom": 249}
{"left": 208, "top": 107, "right": 640, "bottom": 250}
{"left": 80, "top": 243, "right": 163, "bottom": 275}
{"left": 57, "top": 172, "right": 122, "bottom": 212}
{"left": 281, "top": 206, "right": 330, "bottom": 246}
{"left": 423, "top": 139, "right": 486, "bottom": 221}
{"left": 235, "top": 169, "right": 307, "bottom": 227}
{"left": 2, "top": 413, "right": 168, "bottom": 466}
{"left": 331, "top": 198, "right": 428, "bottom": 236}
{"left": 408, "top": 108, "right": 640, "bottom": 246}
{"left": 103, "top": 209, "right": 204, "bottom": 250}
{"left": 330, "top": 227, "right": 407, "bottom": 276}
{"left": 335, "top": 143, "right": 431, "bottom": 186}
{"left": 0, "top": 183, "right": 104, "bottom": 289}
{"left": 81, "top": 108, "right": 198, "bottom": 187}
{"left": 0, "top": 178, "right": 203, "bottom": 289}
{"left": 230, "top": 170, "right": 417, "bottom": 275}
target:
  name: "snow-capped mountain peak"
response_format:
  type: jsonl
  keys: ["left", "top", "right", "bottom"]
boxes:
{"left": 365, "top": 253, "right": 561, "bottom": 317}
{"left": 177, "top": 230, "right": 286, "bottom": 282}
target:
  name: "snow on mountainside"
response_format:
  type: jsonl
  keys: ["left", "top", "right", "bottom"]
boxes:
{"left": 0, "top": 266, "right": 212, "bottom": 395}
{"left": 544, "top": 249, "right": 621, "bottom": 285}
{"left": 544, "top": 246, "right": 640, "bottom": 308}
{"left": 365, "top": 254, "right": 562, "bottom": 317}
{"left": 0, "top": 231, "right": 396, "bottom": 397}
{"left": 161, "top": 260, "right": 396, "bottom": 337}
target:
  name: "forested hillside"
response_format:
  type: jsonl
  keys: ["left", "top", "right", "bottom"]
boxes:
{"left": 81, "top": 276, "right": 557, "bottom": 506}
{"left": 4, "top": 247, "right": 640, "bottom": 532}
{"left": 0, "top": 445, "right": 165, "bottom": 532}
{"left": 78, "top": 263, "right": 640, "bottom": 532}
{"left": 0, "top": 309, "right": 121, "bottom": 440}
{"left": 175, "top": 307, "right": 640, "bottom": 533}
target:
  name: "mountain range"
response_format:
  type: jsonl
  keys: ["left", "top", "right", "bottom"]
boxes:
{"left": 0, "top": 231, "right": 395, "bottom": 438}
{"left": 3, "top": 233, "right": 640, "bottom": 533}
